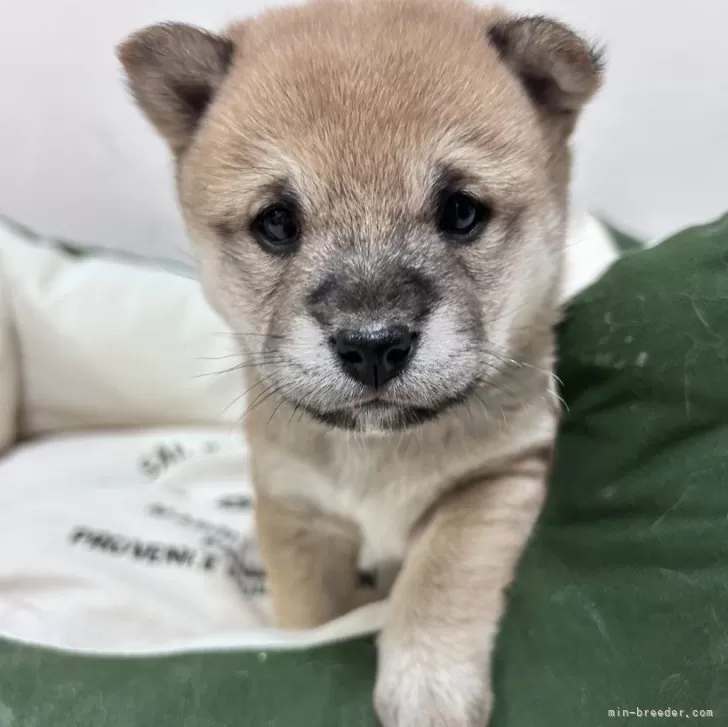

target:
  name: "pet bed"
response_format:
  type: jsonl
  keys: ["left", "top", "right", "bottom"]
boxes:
{"left": 0, "top": 212, "right": 726, "bottom": 726}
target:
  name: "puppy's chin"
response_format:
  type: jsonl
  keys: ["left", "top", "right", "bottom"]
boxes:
{"left": 292, "top": 386, "right": 477, "bottom": 433}
{"left": 304, "top": 404, "right": 440, "bottom": 433}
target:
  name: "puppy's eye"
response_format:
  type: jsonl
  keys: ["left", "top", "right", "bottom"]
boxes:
{"left": 438, "top": 192, "right": 491, "bottom": 241}
{"left": 252, "top": 204, "right": 300, "bottom": 253}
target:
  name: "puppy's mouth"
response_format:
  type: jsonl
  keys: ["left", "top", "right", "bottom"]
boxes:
{"left": 292, "top": 386, "right": 476, "bottom": 432}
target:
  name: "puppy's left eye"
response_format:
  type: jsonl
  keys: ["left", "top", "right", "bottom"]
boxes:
{"left": 252, "top": 204, "right": 301, "bottom": 253}
{"left": 438, "top": 192, "right": 491, "bottom": 241}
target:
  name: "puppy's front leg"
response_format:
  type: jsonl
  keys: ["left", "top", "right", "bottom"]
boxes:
{"left": 375, "top": 452, "right": 549, "bottom": 727}
{"left": 256, "top": 495, "right": 362, "bottom": 629}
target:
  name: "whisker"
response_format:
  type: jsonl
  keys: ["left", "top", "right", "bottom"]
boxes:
{"left": 239, "top": 382, "right": 284, "bottom": 424}
{"left": 472, "top": 390, "right": 489, "bottom": 413}
{"left": 482, "top": 348, "right": 560, "bottom": 385}
{"left": 196, "top": 353, "right": 245, "bottom": 362}
{"left": 482, "top": 299, "right": 540, "bottom": 327}
{"left": 247, "top": 386, "right": 284, "bottom": 423}
{"left": 288, "top": 399, "right": 301, "bottom": 427}
{"left": 288, "top": 389, "right": 316, "bottom": 427}
{"left": 192, "top": 359, "right": 287, "bottom": 379}
{"left": 464, "top": 396, "right": 477, "bottom": 425}
{"left": 214, "top": 331, "right": 290, "bottom": 341}
{"left": 219, "top": 375, "right": 273, "bottom": 420}
{"left": 550, "top": 389, "right": 570, "bottom": 413}
{"left": 268, "top": 396, "right": 289, "bottom": 426}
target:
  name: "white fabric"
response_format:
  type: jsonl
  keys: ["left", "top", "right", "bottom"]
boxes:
{"left": 562, "top": 212, "right": 619, "bottom": 301}
{"left": 0, "top": 222, "right": 243, "bottom": 438}
{"left": 0, "top": 427, "right": 385, "bottom": 655}
{"left": 0, "top": 213, "right": 617, "bottom": 655}
{"left": 0, "top": 258, "right": 18, "bottom": 453}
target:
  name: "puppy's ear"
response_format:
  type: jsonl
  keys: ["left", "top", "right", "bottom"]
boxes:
{"left": 488, "top": 16, "right": 603, "bottom": 121}
{"left": 117, "top": 23, "right": 234, "bottom": 154}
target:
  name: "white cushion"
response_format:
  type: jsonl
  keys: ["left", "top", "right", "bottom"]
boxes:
{"left": 0, "top": 255, "right": 18, "bottom": 452}
{"left": 0, "top": 221, "right": 243, "bottom": 438}
{"left": 562, "top": 211, "right": 619, "bottom": 301}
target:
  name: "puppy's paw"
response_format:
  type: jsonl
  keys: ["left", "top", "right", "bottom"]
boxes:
{"left": 374, "top": 647, "right": 492, "bottom": 727}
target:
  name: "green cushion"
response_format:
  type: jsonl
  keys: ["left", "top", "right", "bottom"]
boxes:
{"left": 495, "top": 213, "right": 728, "bottom": 724}
{"left": 2, "top": 216, "right": 727, "bottom": 726}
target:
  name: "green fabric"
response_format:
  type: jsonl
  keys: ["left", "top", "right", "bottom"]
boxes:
{"left": 494, "top": 213, "right": 728, "bottom": 725}
{"left": 2, "top": 215, "right": 727, "bottom": 726}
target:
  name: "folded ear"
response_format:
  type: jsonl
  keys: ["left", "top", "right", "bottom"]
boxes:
{"left": 117, "top": 23, "right": 234, "bottom": 154}
{"left": 488, "top": 16, "right": 604, "bottom": 124}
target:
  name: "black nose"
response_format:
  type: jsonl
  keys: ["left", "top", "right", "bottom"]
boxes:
{"left": 332, "top": 326, "right": 417, "bottom": 388}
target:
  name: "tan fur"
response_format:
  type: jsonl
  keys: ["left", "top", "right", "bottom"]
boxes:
{"left": 255, "top": 494, "right": 366, "bottom": 627}
{"left": 119, "top": 1, "right": 602, "bottom": 724}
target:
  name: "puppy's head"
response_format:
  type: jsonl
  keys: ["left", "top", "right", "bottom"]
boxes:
{"left": 119, "top": 0, "right": 602, "bottom": 432}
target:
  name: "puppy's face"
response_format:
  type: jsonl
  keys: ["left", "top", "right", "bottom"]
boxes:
{"left": 120, "top": 0, "right": 601, "bottom": 432}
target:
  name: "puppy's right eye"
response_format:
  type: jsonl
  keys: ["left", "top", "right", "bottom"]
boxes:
{"left": 251, "top": 204, "right": 301, "bottom": 254}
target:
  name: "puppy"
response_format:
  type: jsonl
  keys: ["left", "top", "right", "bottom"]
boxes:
{"left": 119, "top": 1, "right": 602, "bottom": 724}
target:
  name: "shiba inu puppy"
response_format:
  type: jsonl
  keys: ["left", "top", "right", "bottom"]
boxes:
{"left": 119, "top": 1, "right": 602, "bottom": 723}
